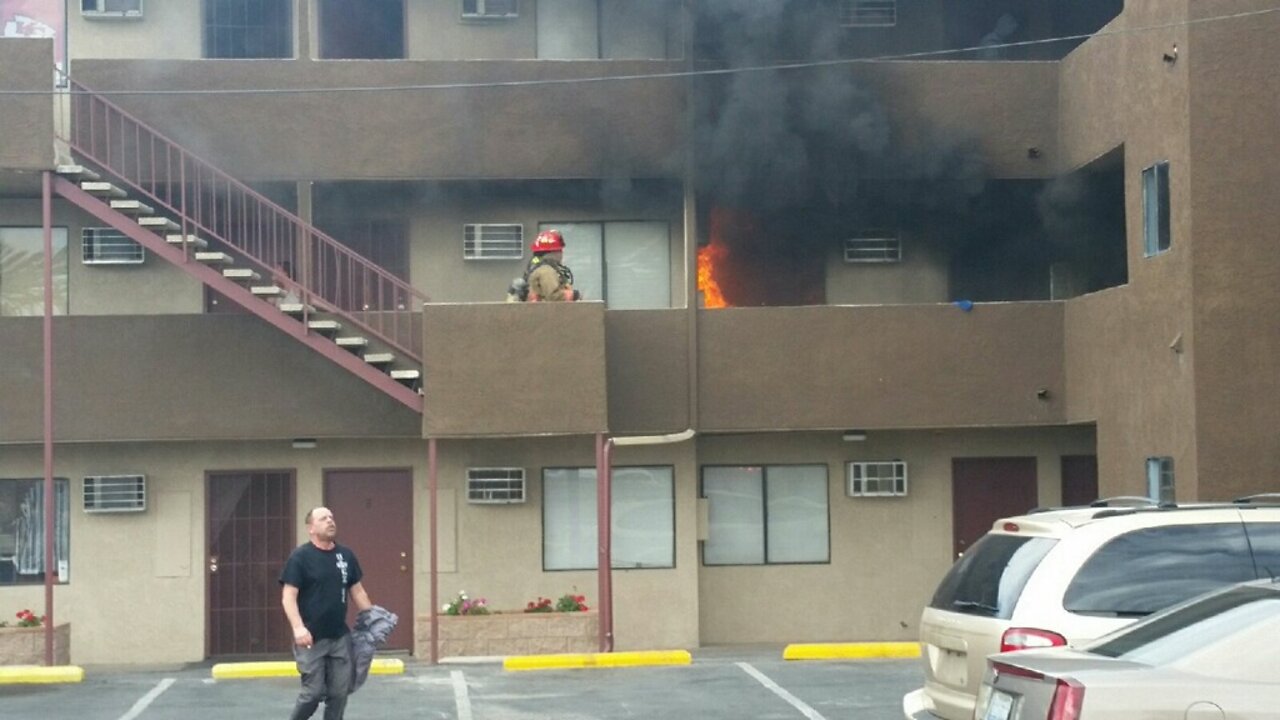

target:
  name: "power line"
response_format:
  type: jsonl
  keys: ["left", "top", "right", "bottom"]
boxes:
{"left": 1, "top": 5, "right": 1278, "bottom": 97}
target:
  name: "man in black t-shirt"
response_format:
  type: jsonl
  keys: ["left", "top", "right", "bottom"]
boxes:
{"left": 280, "top": 506, "right": 372, "bottom": 720}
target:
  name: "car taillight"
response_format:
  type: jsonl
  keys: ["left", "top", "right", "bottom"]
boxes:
{"left": 1000, "top": 627, "right": 1067, "bottom": 653}
{"left": 1047, "top": 677, "right": 1085, "bottom": 720}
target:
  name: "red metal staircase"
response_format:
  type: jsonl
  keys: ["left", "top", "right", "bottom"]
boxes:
{"left": 53, "top": 80, "right": 424, "bottom": 412}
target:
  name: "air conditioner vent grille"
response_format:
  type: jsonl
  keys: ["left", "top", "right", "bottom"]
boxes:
{"left": 466, "top": 468, "right": 526, "bottom": 504}
{"left": 84, "top": 474, "right": 146, "bottom": 512}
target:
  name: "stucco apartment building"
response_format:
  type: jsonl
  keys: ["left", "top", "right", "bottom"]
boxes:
{"left": 0, "top": 0, "right": 1277, "bottom": 666}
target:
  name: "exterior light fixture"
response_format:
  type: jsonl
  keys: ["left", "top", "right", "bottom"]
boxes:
{"left": 842, "top": 430, "right": 868, "bottom": 442}
{"left": 291, "top": 438, "right": 318, "bottom": 449}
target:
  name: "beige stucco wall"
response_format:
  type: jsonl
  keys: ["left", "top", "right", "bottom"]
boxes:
{"left": 0, "top": 199, "right": 203, "bottom": 316}
{"left": 67, "top": 1, "right": 205, "bottom": 60}
{"left": 1184, "top": 0, "right": 1280, "bottom": 502}
{"left": 0, "top": 425, "right": 1094, "bottom": 664}
{"left": 409, "top": 0, "right": 537, "bottom": 60}
{"left": 824, "top": 232, "right": 950, "bottom": 305}
{"left": 1059, "top": 0, "right": 1199, "bottom": 499}
{"left": 0, "top": 434, "right": 702, "bottom": 664}
{"left": 696, "top": 426, "right": 1095, "bottom": 645}
{"left": 0, "top": 40, "right": 56, "bottom": 173}
{"left": 318, "top": 182, "right": 685, "bottom": 305}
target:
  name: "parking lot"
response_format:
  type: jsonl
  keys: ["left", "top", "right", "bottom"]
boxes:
{"left": 0, "top": 649, "right": 921, "bottom": 719}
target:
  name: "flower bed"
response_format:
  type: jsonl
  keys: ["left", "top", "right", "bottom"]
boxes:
{"left": 414, "top": 611, "right": 598, "bottom": 658}
{"left": 0, "top": 624, "right": 70, "bottom": 666}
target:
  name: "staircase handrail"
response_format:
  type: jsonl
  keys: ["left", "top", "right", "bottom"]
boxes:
{"left": 59, "top": 79, "right": 427, "bottom": 363}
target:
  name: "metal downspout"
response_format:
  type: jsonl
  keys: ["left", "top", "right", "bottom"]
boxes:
{"left": 597, "top": 430, "right": 696, "bottom": 653}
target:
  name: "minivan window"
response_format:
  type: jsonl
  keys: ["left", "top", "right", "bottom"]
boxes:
{"left": 1243, "top": 521, "right": 1280, "bottom": 579}
{"left": 930, "top": 534, "right": 1057, "bottom": 619}
{"left": 1064, "top": 523, "right": 1256, "bottom": 617}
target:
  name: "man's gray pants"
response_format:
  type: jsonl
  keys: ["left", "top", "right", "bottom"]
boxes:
{"left": 289, "top": 635, "right": 352, "bottom": 720}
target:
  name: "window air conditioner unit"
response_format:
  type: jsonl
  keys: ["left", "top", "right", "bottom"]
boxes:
{"left": 466, "top": 468, "right": 526, "bottom": 504}
{"left": 82, "top": 228, "right": 145, "bottom": 265}
{"left": 462, "top": 0, "right": 518, "bottom": 20}
{"left": 81, "top": 0, "right": 144, "bottom": 18}
{"left": 846, "top": 461, "right": 908, "bottom": 497}
{"left": 83, "top": 474, "right": 147, "bottom": 513}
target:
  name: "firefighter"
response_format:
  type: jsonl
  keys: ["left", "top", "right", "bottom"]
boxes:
{"left": 507, "top": 229, "right": 580, "bottom": 302}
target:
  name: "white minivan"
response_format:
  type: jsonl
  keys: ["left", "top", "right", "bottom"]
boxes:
{"left": 903, "top": 500, "right": 1280, "bottom": 720}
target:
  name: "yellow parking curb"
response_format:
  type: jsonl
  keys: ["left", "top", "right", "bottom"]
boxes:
{"left": 0, "top": 665, "right": 84, "bottom": 684}
{"left": 211, "top": 658, "right": 404, "bottom": 680}
{"left": 504, "top": 650, "right": 692, "bottom": 671}
{"left": 783, "top": 642, "right": 921, "bottom": 661}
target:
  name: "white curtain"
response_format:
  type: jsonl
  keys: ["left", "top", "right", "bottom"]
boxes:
{"left": 703, "top": 466, "right": 765, "bottom": 565}
{"left": 14, "top": 480, "right": 70, "bottom": 578}
{"left": 543, "top": 467, "right": 674, "bottom": 570}
{"left": 765, "top": 466, "right": 829, "bottom": 563}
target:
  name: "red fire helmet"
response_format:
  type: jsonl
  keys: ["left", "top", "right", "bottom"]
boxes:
{"left": 531, "top": 229, "right": 565, "bottom": 254}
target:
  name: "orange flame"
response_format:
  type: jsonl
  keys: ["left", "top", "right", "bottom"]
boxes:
{"left": 698, "top": 241, "right": 728, "bottom": 308}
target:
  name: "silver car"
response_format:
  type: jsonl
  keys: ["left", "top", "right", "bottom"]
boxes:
{"left": 974, "top": 580, "right": 1280, "bottom": 720}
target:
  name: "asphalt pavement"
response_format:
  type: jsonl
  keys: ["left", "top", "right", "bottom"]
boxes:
{"left": 0, "top": 647, "right": 922, "bottom": 720}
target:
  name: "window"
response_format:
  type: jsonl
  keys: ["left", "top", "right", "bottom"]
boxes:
{"left": 1147, "top": 456, "right": 1174, "bottom": 503}
{"left": 543, "top": 466, "right": 674, "bottom": 570}
{"left": 1244, "top": 523, "right": 1280, "bottom": 579}
{"left": 541, "top": 221, "right": 671, "bottom": 309}
{"left": 464, "top": 224, "right": 523, "bottom": 261}
{"left": 81, "top": 0, "right": 143, "bottom": 17}
{"left": 1143, "top": 162, "right": 1170, "bottom": 256}
{"left": 929, "top": 534, "right": 1058, "bottom": 619}
{"left": 702, "top": 465, "right": 829, "bottom": 565}
{"left": 841, "top": 0, "right": 896, "bottom": 27}
{"left": 462, "top": 0, "right": 517, "bottom": 20}
{"left": 1063, "top": 524, "right": 1256, "bottom": 617}
{"left": 204, "top": 0, "right": 292, "bottom": 59}
{"left": 0, "top": 227, "right": 68, "bottom": 316}
{"left": 0, "top": 479, "right": 70, "bottom": 585}
{"left": 82, "top": 228, "right": 144, "bottom": 265}
{"left": 847, "top": 461, "right": 907, "bottom": 497}
{"left": 843, "top": 235, "right": 901, "bottom": 263}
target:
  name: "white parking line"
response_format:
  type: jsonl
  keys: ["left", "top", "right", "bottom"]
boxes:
{"left": 116, "top": 677, "right": 176, "bottom": 720}
{"left": 736, "top": 662, "right": 828, "bottom": 720}
{"left": 451, "top": 670, "right": 473, "bottom": 720}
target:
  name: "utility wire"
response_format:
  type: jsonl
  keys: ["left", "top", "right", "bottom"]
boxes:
{"left": 1, "top": 4, "right": 1278, "bottom": 97}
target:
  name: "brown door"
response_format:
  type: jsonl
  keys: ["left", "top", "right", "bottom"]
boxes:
{"left": 207, "top": 470, "right": 296, "bottom": 657}
{"left": 324, "top": 469, "right": 414, "bottom": 652}
{"left": 951, "top": 457, "right": 1038, "bottom": 559}
{"left": 1061, "top": 455, "right": 1099, "bottom": 507}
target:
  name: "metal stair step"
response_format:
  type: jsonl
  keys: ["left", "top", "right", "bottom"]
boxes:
{"left": 82, "top": 181, "right": 127, "bottom": 198}
{"left": 251, "top": 285, "right": 285, "bottom": 297}
{"left": 138, "top": 216, "right": 180, "bottom": 231}
{"left": 110, "top": 199, "right": 153, "bottom": 215}
{"left": 307, "top": 320, "right": 342, "bottom": 333}
{"left": 278, "top": 303, "right": 315, "bottom": 315}
{"left": 222, "top": 268, "right": 260, "bottom": 282}
{"left": 336, "top": 336, "right": 369, "bottom": 349}
{"left": 195, "top": 252, "right": 234, "bottom": 265}
{"left": 165, "top": 234, "right": 208, "bottom": 249}
{"left": 56, "top": 165, "right": 100, "bottom": 181}
{"left": 390, "top": 369, "right": 421, "bottom": 381}
{"left": 363, "top": 353, "right": 395, "bottom": 365}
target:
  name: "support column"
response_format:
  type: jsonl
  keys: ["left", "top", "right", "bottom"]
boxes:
{"left": 41, "top": 170, "right": 56, "bottom": 666}
{"left": 428, "top": 438, "right": 439, "bottom": 664}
